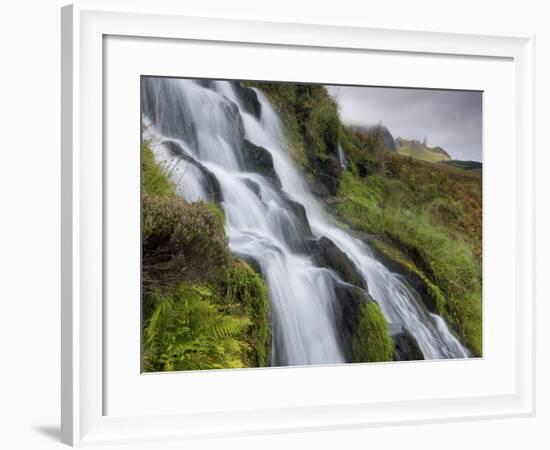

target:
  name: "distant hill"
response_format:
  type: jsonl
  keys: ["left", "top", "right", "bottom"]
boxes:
{"left": 441, "top": 160, "right": 482, "bottom": 172}
{"left": 395, "top": 137, "right": 451, "bottom": 163}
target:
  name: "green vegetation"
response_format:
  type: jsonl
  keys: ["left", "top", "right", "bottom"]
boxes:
{"left": 395, "top": 137, "right": 451, "bottom": 163}
{"left": 142, "top": 81, "right": 483, "bottom": 365}
{"left": 334, "top": 139, "right": 482, "bottom": 356}
{"left": 221, "top": 261, "right": 271, "bottom": 367}
{"left": 141, "top": 141, "right": 271, "bottom": 371}
{"left": 143, "top": 284, "right": 251, "bottom": 371}
{"left": 256, "top": 84, "right": 483, "bottom": 357}
{"left": 352, "top": 302, "right": 394, "bottom": 362}
{"left": 247, "top": 82, "right": 340, "bottom": 168}
{"left": 142, "top": 144, "right": 176, "bottom": 197}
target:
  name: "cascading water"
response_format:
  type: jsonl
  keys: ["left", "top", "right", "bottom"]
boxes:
{"left": 141, "top": 77, "right": 469, "bottom": 365}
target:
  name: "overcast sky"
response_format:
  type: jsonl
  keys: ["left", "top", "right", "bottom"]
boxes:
{"left": 327, "top": 86, "right": 482, "bottom": 162}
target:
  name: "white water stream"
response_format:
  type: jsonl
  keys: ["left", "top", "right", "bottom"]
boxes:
{"left": 142, "top": 78, "right": 469, "bottom": 365}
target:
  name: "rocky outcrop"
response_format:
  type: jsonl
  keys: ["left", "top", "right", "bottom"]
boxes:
{"left": 308, "top": 155, "right": 341, "bottom": 197}
{"left": 389, "top": 324, "right": 424, "bottom": 361}
{"left": 309, "top": 237, "right": 366, "bottom": 289}
{"left": 365, "top": 124, "right": 396, "bottom": 152}
{"left": 162, "top": 140, "right": 223, "bottom": 203}
{"left": 241, "top": 140, "right": 282, "bottom": 189}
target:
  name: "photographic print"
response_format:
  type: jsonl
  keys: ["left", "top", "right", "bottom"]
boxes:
{"left": 141, "top": 78, "right": 482, "bottom": 372}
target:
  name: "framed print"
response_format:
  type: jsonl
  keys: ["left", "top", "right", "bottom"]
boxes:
{"left": 61, "top": 1, "right": 535, "bottom": 446}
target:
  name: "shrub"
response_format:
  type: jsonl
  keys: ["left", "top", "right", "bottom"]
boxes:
{"left": 352, "top": 302, "right": 394, "bottom": 362}
{"left": 142, "top": 194, "right": 229, "bottom": 294}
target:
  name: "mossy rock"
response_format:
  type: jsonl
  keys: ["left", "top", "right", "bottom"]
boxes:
{"left": 351, "top": 301, "right": 394, "bottom": 363}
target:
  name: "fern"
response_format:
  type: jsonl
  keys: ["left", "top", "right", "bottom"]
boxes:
{"left": 142, "top": 284, "right": 251, "bottom": 372}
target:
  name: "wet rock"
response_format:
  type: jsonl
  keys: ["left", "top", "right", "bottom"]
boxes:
{"left": 278, "top": 193, "right": 313, "bottom": 252}
{"left": 221, "top": 100, "right": 246, "bottom": 144}
{"left": 309, "top": 236, "right": 366, "bottom": 289}
{"left": 162, "top": 140, "right": 223, "bottom": 203}
{"left": 389, "top": 324, "right": 425, "bottom": 361}
{"left": 233, "top": 83, "right": 262, "bottom": 119}
{"left": 241, "top": 140, "right": 282, "bottom": 189}
{"left": 195, "top": 79, "right": 215, "bottom": 89}
{"left": 243, "top": 178, "right": 262, "bottom": 198}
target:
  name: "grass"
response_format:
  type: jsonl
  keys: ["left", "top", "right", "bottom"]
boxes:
{"left": 142, "top": 142, "right": 176, "bottom": 197}
{"left": 334, "top": 157, "right": 482, "bottom": 356}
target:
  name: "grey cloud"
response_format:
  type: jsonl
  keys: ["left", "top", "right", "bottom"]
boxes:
{"left": 327, "top": 85, "right": 482, "bottom": 162}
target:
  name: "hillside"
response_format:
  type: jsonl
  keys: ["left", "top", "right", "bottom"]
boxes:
{"left": 395, "top": 137, "right": 451, "bottom": 163}
{"left": 253, "top": 82, "right": 482, "bottom": 356}
{"left": 442, "top": 160, "right": 482, "bottom": 172}
{"left": 142, "top": 78, "right": 483, "bottom": 368}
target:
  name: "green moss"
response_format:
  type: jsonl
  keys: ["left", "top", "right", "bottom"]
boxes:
{"left": 352, "top": 302, "right": 394, "bottom": 362}
{"left": 220, "top": 260, "right": 271, "bottom": 367}
{"left": 142, "top": 141, "right": 176, "bottom": 197}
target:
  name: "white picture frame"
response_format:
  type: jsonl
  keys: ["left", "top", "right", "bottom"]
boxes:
{"left": 61, "top": 1, "right": 535, "bottom": 446}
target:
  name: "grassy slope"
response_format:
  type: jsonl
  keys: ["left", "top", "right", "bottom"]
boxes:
{"left": 141, "top": 143, "right": 271, "bottom": 371}
{"left": 396, "top": 138, "right": 451, "bottom": 163}
{"left": 256, "top": 85, "right": 482, "bottom": 357}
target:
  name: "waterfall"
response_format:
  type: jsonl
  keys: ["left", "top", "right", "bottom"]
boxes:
{"left": 337, "top": 143, "right": 349, "bottom": 170}
{"left": 142, "top": 78, "right": 469, "bottom": 365}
